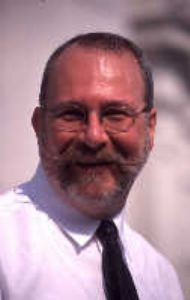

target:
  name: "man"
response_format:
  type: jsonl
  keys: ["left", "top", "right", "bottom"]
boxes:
{"left": 0, "top": 32, "right": 184, "bottom": 299}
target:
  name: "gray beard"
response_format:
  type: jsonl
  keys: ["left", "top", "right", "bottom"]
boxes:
{"left": 39, "top": 131, "right": 151, "bottom": 217}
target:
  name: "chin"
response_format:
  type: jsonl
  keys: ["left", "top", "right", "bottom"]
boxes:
{"left": 63, "top": 180, "right": 127, "bottom": 219}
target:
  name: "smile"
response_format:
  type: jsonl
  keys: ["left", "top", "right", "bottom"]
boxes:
{"left": 76, "top": 161, "right": 114, "bottom": 168}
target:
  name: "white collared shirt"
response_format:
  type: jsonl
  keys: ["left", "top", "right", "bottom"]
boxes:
{"left": 0, "top": 165, "right": 184, "bottom": 300}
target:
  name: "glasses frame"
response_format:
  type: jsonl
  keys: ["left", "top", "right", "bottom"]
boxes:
{"left": 40, "top": 102, "right": 151, "bottom": 134}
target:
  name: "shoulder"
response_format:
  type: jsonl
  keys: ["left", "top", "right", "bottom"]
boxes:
{"left": 123, "top": 224, "right": 184, "bottom": 300}
{"left": 124, "top": 224, "right": 175, "bottom": 274}
{"left": 0, "top": 186, "right": 36, "bottom": 239}
{"left": 0, "top": 186, "right": 48, "bottom": 294}
{"left": 0, "top": 184, "right": 46, "bottom": 260}
{"left": 0, "top": 185, "right": 45, "bottom": 253}
{"left": 0, "top": 185, "right": 34, "bottom": 219}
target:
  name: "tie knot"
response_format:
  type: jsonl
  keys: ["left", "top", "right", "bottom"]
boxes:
{"left": 96, "top": 220, "right": 118, "bottom": 245}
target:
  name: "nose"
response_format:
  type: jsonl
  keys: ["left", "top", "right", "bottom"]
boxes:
{"left": 78, "top": 112, "right": 108, "bottom": 151}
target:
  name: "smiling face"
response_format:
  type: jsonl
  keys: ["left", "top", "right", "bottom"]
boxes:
{"left": 32, "top": 45, "right": 156, "bottom": 219}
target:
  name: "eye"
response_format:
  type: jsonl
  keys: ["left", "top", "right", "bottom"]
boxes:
{"left": 103, "top": 109, "right": 129, "bottom": 121}
{"left": 55, "top": 109, "right": 85, "bottom": 121}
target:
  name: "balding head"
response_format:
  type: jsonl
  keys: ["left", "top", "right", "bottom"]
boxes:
{"left": 39, "top": 32, "right": 153, "bottom": 110}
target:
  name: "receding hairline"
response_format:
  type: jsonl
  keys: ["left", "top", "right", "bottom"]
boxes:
{"left": 47, "top": 42, "right": 143, "bottom": 76}
{"left": 39, "top": 32, "right": 154, "bottom": 109}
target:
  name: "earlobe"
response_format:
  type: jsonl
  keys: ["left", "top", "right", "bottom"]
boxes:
{"left": 31, "top": 107, "right": 42, "bottom": 139}
{"left": 149, "top": 108, "right": 157, "bottom": 149}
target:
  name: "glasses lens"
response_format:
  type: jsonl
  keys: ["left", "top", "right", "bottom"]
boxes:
{"left": 104, "top": 116, "right": 134, "bottom": 133}
{"left": 56, "top": 119, "right": 84, "bottom": 132}
{"left": 43, "top": 104, "right": 148, "bottom": 133}
{"left": 46, "top": 106, "right": 85, "bottom": 132}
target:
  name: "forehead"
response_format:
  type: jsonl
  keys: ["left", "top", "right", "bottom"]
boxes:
{"left": 45, "top": 45, "right": 145, "bottom": 108}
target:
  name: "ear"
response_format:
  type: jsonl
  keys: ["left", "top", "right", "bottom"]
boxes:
{"left": 148, "top": 107, "right": 157, "bottom": 149}
{"left": 31, "top": 106, "right": 43, "bottom": 139}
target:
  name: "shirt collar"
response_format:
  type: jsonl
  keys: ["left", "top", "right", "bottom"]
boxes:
{"left": 18, "top": 163, "right": 125, "bottom": 248}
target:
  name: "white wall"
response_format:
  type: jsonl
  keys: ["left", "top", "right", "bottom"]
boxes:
{"left": 1, "top": 1, "right": 190, "bottom": 298}
{"left": 0, "top": 0, "right": 131, "bottom": 190}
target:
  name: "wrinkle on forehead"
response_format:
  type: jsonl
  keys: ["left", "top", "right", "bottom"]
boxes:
{"left": 52, "top": 45, "right": 142, "bottom": 79}
{"left": 46, "top": 46, "right": 145, "bottom": 107}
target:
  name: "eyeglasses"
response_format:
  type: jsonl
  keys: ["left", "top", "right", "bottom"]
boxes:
{"left": 41, "top": 103, "right": 150, "bottom": 134}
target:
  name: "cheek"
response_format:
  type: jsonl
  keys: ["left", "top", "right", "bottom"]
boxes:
{"left": 111, "top": 126, "right": 148, "bottom": 158}
{"left": 42, "top": 123, "right": 76, "bottom": 154}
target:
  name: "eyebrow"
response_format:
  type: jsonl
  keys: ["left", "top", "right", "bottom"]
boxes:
{"left": 101, "top": 100, "right": 137, "bottom": 111}
{"left": 44, "top": 99, "right": 137, "bottom": 112}
{"left": 44, "top": 100, "right": 86, "bottom": 111}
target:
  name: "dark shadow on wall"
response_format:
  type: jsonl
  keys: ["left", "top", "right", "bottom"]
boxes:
{"left": 130, "top": 0, "right": 190, "bottom": 140}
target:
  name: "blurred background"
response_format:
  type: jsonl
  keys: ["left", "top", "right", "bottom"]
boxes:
{"left": 1, "top": 0, "right": 190, "bottom": 298}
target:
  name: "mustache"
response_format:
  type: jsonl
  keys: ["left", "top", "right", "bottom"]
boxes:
{"left": 39, "top": 143, "right": 147, "bottom": 173}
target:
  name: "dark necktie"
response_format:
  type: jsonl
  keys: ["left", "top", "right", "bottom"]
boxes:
{"left": 96, "top": 220, "right": 139, "bottom": 300}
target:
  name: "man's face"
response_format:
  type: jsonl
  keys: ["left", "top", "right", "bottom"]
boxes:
{"left": 32, "top": 46, "right": 156, "bottom": 219}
